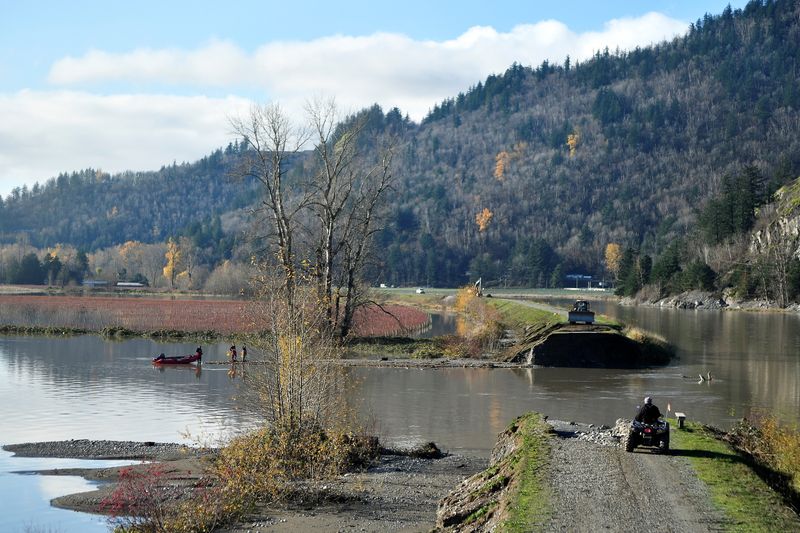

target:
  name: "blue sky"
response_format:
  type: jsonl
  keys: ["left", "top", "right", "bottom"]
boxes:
{"left": 0, "top": 1, "right": 747, "bottom": 196}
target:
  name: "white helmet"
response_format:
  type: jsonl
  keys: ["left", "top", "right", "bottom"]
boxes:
{"left": 644, "top": 396, "right": 652, "bottom": 405}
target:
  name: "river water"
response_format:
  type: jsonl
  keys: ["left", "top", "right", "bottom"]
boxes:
{"left": 1, "top": 302, "right": 799, "bottom": 531}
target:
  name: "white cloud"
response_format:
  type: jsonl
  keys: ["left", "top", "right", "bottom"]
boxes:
{"left": 0, "top": 91, "right": 251, "bottom": 196}
{"left": 0, "top": 13, "right": 689, "bottom": 196}
{"left": 48, "top": 12, "right": 688, "bottom": 120}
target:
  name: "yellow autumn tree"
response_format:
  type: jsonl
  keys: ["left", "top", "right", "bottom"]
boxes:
{"left": 119, "top": 240, "right": 144, "bottom": 278}
{"left": 605, "top": 243, "right": 622, "bottom": 279}
{"left": 163, "top": 238, "right": 181, "bottom": 289}
{"left": 567, "top": 129, "right": 580, "bottom": 157}
{"left": 494, "top": 151, "right": 510, "bottom": 180}
{"left": 476, "top": 208, "right": 493, "bottom": 232}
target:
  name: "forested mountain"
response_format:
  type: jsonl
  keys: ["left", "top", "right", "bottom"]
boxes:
{"left": 376, "top": 0, "right": 800, "bottom": 287}
{"left": 0, "top": 143, "right": 258, "bottom": 250}
{"left": 1, "top": 0, "right": 799, "bottom": 290}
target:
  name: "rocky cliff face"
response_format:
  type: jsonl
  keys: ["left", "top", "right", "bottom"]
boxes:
{"left": 751, "top": 180, "right": 800, "bottom": 257}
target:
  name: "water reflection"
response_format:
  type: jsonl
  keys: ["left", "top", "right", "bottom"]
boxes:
{"left": 0, "top": 449, "right": 139, "bottom": 533}
{"left": 413, "top": 312, "right": 458, "bottom": 338}
{"left": 0, "top": 335, "right": 258, "bottom": 445}
{"left": 546, "top": 298, "right": 800, "bottom": 425}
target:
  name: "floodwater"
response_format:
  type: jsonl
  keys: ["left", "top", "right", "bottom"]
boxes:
{"left": 1, "top": 303, "right": 799, "bottom": 531}
{"left": 413, "top": 311, "right": 458, "bottom": 338}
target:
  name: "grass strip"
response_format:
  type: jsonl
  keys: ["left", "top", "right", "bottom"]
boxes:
{"left": 671, "top": 421, "right": 800, "bottom": 532}
{"left": 345, "top": 336, "right": 442, "bottom": 358}
{"left": 501, "top": 412, "right": 553, "bottom": 532}
{"left": 0, "top": 323, "right": 231, "bottom": 342}
{"left": 485, "top": 299, "right": 561, "bottom": 329}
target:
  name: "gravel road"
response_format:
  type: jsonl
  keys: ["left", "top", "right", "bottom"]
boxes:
{"left": 545, "top": 420, "right": 728, "bottom": 532}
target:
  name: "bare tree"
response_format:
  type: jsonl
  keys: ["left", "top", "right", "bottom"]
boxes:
{"left": 751, "top": 202, "right": 800, "bottom": 307}
{"left": 335, "top": 144, "right": 394, "bottom": 337}
{"left": 232, "top": 100, "right": 395, "bottom": 338}
{"left": 231, "top": 104, "right": 311, "bottom": 310}
{"left": 305, "top": 99, "right": 395, "bottom": 336}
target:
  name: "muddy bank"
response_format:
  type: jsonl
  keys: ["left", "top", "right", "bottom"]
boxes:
{"left": 204, "top": 358, "right": 517, "bottom": 368}
{"left": 219, "top": 453, "right": 485, "bottom": 533}
{"left": 5, "top": 438, "right": 484, "bottom": 531}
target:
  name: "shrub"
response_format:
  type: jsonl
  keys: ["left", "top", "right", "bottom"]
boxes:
{"left": 411, "top": 343, "right": 444, "bottom": 359}
{"left": 449, "top": 286, "right": 504, "bottom": 357}
{"left": 727, "top": 414, "right": 800, "bottom": 507}
{"left": 210, "top": 426, "right": 379, "bottom": 517}
{"left": 100, "top": 464, "right": 177, "bottom": 532}
{"left": 100, "top": 427, "right": 380, "bottom": 533}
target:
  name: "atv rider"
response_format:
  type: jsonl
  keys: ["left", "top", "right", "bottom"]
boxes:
{"left": 635, "top": 396, "right": 662, "bottom": 423}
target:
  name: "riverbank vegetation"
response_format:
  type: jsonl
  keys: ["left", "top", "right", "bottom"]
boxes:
{"left": 612, "top": 171, "right": 800, "bottom": 309}
{"left": 726, "top": 415, "right": 800, "bottom": 510}
{"left": 620, "top": 326, "right": 674, "bottom": 360}
{"left": 103, "top": 102, "right": 403, "bottom": 531}
{"left": 671, "top": 421, "right": 800, "bottom": 531}
{"left": 443, "top": 286, "right": 503, "bottom": 357}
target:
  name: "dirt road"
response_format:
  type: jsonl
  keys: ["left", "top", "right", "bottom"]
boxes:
{"left": 546, "top": 421, "right": 728, "bottom": 532}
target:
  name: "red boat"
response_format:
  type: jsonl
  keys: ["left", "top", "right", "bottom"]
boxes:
{"left": 152, "top": 353, "right": 201, "bottom": 365}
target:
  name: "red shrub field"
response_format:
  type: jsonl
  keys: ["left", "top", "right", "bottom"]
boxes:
{"left": 0, "top": 295, "right": 429, "bottom": 337}
{"left": 350, "top": 304, "right": 431, "bottom": 336}
{"left": 0, "top": 295, "right": 252, "bottom": 334}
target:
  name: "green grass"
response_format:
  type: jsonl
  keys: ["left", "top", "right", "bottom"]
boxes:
{"left": 485, "top": 299, "right": 561, "bottom": 329}
{"left": 486, "top": 297, "right": 621, "bottom": 329}
{"left": 671, "top": 421, "right": 800, "bottom": 532}
{"left": 345, "top": 337, "right": 442, "bottom": 357}
{"left": 501, "top": 413, "right": 553, "bottom": 532}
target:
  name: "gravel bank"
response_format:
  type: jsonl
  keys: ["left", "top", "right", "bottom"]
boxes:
{"left": 204, "top": 358, "right": 520, "bottom": 368}
{"left": 218, "top": 453, "right": 486, "bottom": 532}
{"left": 3, "top": 439, "right": 199, "bottom": 460}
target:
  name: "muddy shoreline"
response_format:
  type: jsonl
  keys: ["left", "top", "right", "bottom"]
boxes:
{"left": 3, "top": 438, "right": 486, "bottom": 529}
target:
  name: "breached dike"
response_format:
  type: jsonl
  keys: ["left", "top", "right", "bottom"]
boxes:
{"left": 499, "top": 323, "right": 673, "bottom": 368}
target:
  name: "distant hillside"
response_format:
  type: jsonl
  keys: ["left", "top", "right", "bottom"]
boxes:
{"left": 0, "top": 144, "right": 258, "bottom": 250}
{"left": 2, "top": 0, "right": 799, "bottom": 290}
{"left": 376, "top": 0, "right": 800, "bottom": 287}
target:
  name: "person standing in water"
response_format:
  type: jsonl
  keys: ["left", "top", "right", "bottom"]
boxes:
{"left": 241, "top": 345, "right": 247, "bottom": 362}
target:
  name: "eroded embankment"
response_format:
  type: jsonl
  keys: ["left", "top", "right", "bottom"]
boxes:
{"left": 434, "top": 413, "right": 553, "bottom": 531}
{"left": 500, "top": 323, "right": 673, "bottom": 367}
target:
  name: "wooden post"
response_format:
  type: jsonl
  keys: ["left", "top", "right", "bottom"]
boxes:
{"left": 675, "top": 412, "right": 686, "bottom": 429}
